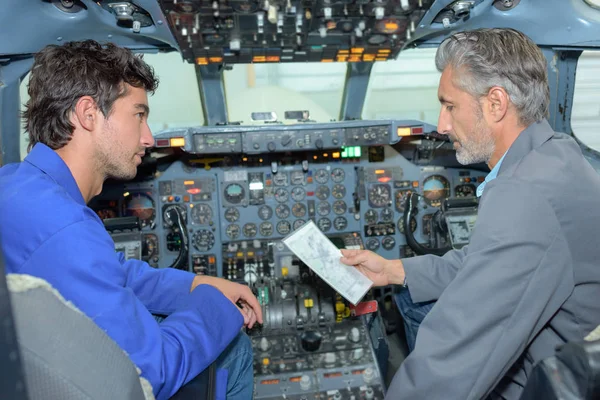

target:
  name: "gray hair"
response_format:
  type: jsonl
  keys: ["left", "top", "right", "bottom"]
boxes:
{"left": 435, "top": 28, "right": 549, "bottom": 126}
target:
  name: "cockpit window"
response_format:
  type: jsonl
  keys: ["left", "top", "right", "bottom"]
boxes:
{"left": 572, "top": 51, "right": 600, "bottom": 152}
{"left": 363, "top": 48, "right": 441, "bottom": 124}
{"left": 19, "top": 51, "right": 206, "bottom": 160}
{"left": 224, "top": 63, "right": 346, "bottom": 125}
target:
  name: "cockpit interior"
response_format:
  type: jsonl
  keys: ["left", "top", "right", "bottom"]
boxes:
{"left": 2, "top": 0, "right": 600, "bottom": 399}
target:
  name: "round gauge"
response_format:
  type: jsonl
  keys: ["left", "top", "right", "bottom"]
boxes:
{"left": 332, "top": 184, "right": 346, "bottom": 199}
{"left": 291, "top": 187, "right": 306, "bottom": 202}
{"left": 292, "top": 203, "right": 306, "bottom": 218}
{"left": 259, "top": 222, "right": 273, "bottom": 236}
{"left": 293, "top": 219, "right": 306, "bottom": 231}
{"left": 162, "top": 204, "right": 186, "bottom": 227}
{"left": 226, "top": 224, "right": 240, "bottom": 240}
{"left": 316, "top": 185, "right": 330, "bottom": 200}
{"left": 333, "top": 216, "right": 348, "bottom": 231}
{"left": 123, "top": 192, "right": 155, "bottom": 228}
{"left": 381, "top": 236, "right": 396, "bottom": 250}
{"left": 380, "top": 207, "right": 394, "bottom": 223}
{"left": 331, "top": 168, "right": 345, "bottom": 183}
{"left": 231, "top": 0, "right": 259, "bottom": 13}
{"left": 395, "top": 190, "right": 412, "bottom": 213}
{"left": 224, "top": 183, "right": 245, "bottom": 204}
{"left": 243, "top": 223, "right": 257, "bottom": 238}
{"left": 277, "top": 220, "right": 291, "bottom": 235}
{"left": 455, "top": 184, "right": 476, "bottom": 197}
{"left": 258, "top": 205, "right": 273, "bottom": 220}
{"left": 224, "top": 207, "right": 240, "bottom": 222}
{"left": 275, "top": 188, "right": 289, "bottom": 203}
{"left": 368, "top": 184, "right": 392, "bottom": 207}
{"left": 275, "top": 204, "right": 290, "bottom": 219}
{"left": 423, "top": 175, "right": 450, "bottom": 207}
{"left": 364, "top": 209, "right": 378, "bottom": 225}
{"left": 317, "top": 201, "right": 331, "bottom": 216}
{"left": 193, "top": 230, "right": 215, "bottom": 252}
{"left": 366, "top": 238, "right": 380, "bottom": 251}
{"left": 398, "top": 217, "right": 417, "bottom": 234}
{"left": 315, "top": 169, "right": 329, "bottom": 184}
{"left": 317, "top": 218, "right": 332, "bottom": 232}
{"left": 143, "top": 234, "right": 158, "bottom": 260}
{"left": 273, "top": 173, "right": 288, "bottom": 186}
{"left": 332, "top": 200, "right": 347, "bottom": 215}
{"left": 191, "top": 203, "right": 212, "bottom": 225}
{"left": 291, "top": 171, "right": 305, "bottom": 185}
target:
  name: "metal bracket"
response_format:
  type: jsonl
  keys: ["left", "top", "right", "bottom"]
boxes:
{"left": 339, "top": 62, "right": 373, "bottom": 121}
{"left": 195, "top": 64, "right": 229, "bottom": 126}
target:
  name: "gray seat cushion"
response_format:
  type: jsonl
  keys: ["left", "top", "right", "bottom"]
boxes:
{"left": 8, "top": 274, "right": 154, "bottom": 400}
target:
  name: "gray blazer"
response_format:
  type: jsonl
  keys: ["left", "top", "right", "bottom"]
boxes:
{"left": 387, "top": 120, "right": 600, "bottom": 400}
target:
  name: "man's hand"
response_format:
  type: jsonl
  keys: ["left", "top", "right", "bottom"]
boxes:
{"left": 340, "top": 249, "right": 405, "bottom": 287}
{"left": 191, "top": 276, "right": 264, "bottom": 328}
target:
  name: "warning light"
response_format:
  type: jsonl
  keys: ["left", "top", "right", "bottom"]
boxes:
{"left": 397, "top": 127, "right": 411, "bottom": 137}
{"left": 184, "top": 180, "right": 195, "bottom": 185}
{"left": 170, "top": 137, "right": 185, "bottom": 147}
{"left": 186, "top": 188, "right": 201, "bottom": 195}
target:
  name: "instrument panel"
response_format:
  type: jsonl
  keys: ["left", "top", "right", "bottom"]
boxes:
{"left": 92, "top": 119, "right": 485, "bottom": 274}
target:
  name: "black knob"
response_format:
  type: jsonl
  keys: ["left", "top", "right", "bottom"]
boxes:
{"left": 267, "top": 142, "right": 276, "bottom": 152}
{"left": 301, "top": 331, "right": 322, "bottom": 352}
{"left": 315, "top": 139, "right": 324, "bottom": 149}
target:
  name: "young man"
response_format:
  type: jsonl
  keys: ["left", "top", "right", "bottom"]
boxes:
{"left": 341, "top": 28, "right": 600, "bottom": 399}
{"left": 0, "top": 40, "right": 262, "bottom": 400}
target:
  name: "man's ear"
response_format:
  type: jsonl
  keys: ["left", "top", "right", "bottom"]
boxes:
{"left": 486, "top": 86, "right": 509, "bottom": 123}
{"left": 73, "top": 96, "right": 100, "bottom": 131}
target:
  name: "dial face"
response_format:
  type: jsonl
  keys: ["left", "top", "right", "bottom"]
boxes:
{"left": 275, "top": 188, "right": 289, "bottom": 203}
{"left": 162, "top": 204, "right": 186, "bottom": 227}
{"left": 224, "top": 183, "right": 245, "bottom": 204}
{"left": 193, "top": 230, "right": 215, "bottom": 252}
{"left": 366, "top": 238, "right": 380, "bottom": 251}
{"left": 258, "top": 205, "right": 273, "bottom": 220}
{"left": 331, "top": 168, "right": 345, "bottom": 183}
{"left": 380, "top": 207, "right": 394, "bottom": 223}
{"left": 226, "top": 224, "right": 240, "bottom": 239}
{"left": 332, "top": 184, "right": 346, "bottom": 199}
{"left": 292, "top": 203, "right": 307, "bottom": 218}
{"left": 123, "top": 192, "right": 155, "bottom": 228}
{"left": 290, "top": 171, "right": 305, "bottom": 185}
{"left": 332, "top": 200, "right": 347, "bottom": 215}
{"left": 364, "top": 209, "right": 378, "bottom": 225}
{"left": 291, "top": 187, "right": 306, "bottom": 202}
{"left": 243, "top": 223, "right": 257, "bottom": 238}
{"left": 423, "top": 175, "right": 450, "bottom": 207}
{"left": 224, "top": 207, "right": 240, "bottom": 222}
{"left": 333, "top": 216, "right": 347, "bottom": 231}
{"left": 273, "top": 172, "right": 288, "bottom": 186}
{"left": 317, "top": 201, "right": 331, "bottom": 216}
{"left": 381, "top": 236, "right": 396, "bottom": 250}
{"left": 293, "top": 219, "right": 306, "bottom": 231}
{"left": 275, "top": 204, "right": 290, "bottom": 219}
{"left": 455, "top": 184, "right": 476, "bottom": 197}
{"left": 368, "top": 184, "right": 392, "bottom": 208}
{"left": 191, "top": 203, "right": 212, "bottom": 224}
{"left": 317, "top": 218, "right": 332, "bottom": 232}
{"left": 316, "top": 185, "right": 330, "bottom": 200}
{"left": 259, "top": 222, "right": 273, "bottom": 236}
{"left": 277, "top": 220, "right": 291, "bottom": 235}
{"left": 315, "top": 169, "right": 329, "bottom": 184}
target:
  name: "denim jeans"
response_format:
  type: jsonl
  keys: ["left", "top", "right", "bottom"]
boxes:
{"left": 393, "top": 287, "right": 436, "bottom": 353}
{"left": 170, "top": 332, "right": 254, "bottom": 400}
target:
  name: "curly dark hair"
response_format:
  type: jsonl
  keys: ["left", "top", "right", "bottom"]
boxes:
{"left": 23, "top": 40, "right": 159, "bottom": 151}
